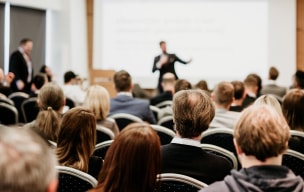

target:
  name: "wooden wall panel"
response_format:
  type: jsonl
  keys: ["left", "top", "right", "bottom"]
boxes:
{"left": 297, "top": 0, "right": 304, "bottom": 70}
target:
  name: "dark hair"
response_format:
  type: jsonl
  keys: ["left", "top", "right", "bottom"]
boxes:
{"left": 113, "top": 70, "right": 132, "bottom": 92}
{"left": 40, "top": 65, "right": 52, "bottom": 82}
{"left": 173, "top": 90, "right": 215, "bottom": 138}
{"left": 195, "top": 80, "right": 209, "bottom": 91}
{"left": 57, "top": 107, "right": 96, "bottom": 173}
{"left": 282, "top": 89, "right": 304, "bottom": 131}
{"left": 269, "top": 66, "right": 279, "bottom": 80}
{"left": 64, "top": 71, "right": 77, "bottom": 83}
{"left": 33, "top": 73, "right": 47, "bottom": 90}
{"left": 174, "top": 79, "right": 192, "bottom": 93}
{"left": 94, "top": 123, "right": 161, "bottom": 192}
{"left": 231, "top": 81, "right": 244, "bottom": 100}
{"left": 295, "top": 70, "right": 304, "bottom": 89}
{"left": 19, "top": 38, "right": 32, "bottom": 45}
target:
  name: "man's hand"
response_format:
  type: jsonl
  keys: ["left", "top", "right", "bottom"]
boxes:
{"left": 16, "top": 80, "right": 25, "bottom": 90}
{"left": 6, "top": 72, "right": 15, "bottom": 85}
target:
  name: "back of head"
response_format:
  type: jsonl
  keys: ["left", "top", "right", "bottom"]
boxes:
{"left": 173, "top": 89, "right": 215, "bottom": 138}
{"left": 213, "top": 81, "right": 234, "bottom": 107}
{"left": 97, "top": 123, "right": 161, "bottom": 192}
{"left": 19, "top": 38, "right": 32, "bottom": 45}
{"left": 0, "top": 126, "right": 57, "bottom": 192}
{"left": 294, "top": 70, "right": 304, "bottom": 89}
{"left": 282, "top": 89, "right": 304, "bottom": 131}
{"left": 254, "top": 94, "right": 282, "bottom": 115}
{"left": 195, "top": 80, "right": 209, "bottom": 91}
{"left": 244, "top": 73, "right": 262, "bottom": 95}
{"left": 64, "top": 71, "right": 77, "bottom": 84}
{"left": 57, "top": 107, "right": 96, "bottom": 172}
{"left": 33, "top": 73, "right": 47, "bottom": 90}
{"left": 36, "top": 82, "right": 65, "bottom": 141}
{"left": 84, "top": 85, "right": 110, "bottom": 121}
{"left": 269, "top": 66, "right": 279, "bottom": 80}
{"left": 231, "top": 81, "right": 245, "bottom": 100}
{"left": 174, "top": 79, "right": 192, "bottom": 93}
{"left": 114, "top": 70, "right": 132, "bottom": 92}
{"left": 234, "top": 105, "right": 290, "bottom": 162}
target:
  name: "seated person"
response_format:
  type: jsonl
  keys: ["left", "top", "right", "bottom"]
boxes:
{"left": 242, "top": 73, "right": 261, "bottom": 108}
{"left": 30, "top": 73, "right": 48, "bottom": 97}
{"left": 162, "top": 89, "right": 232, "bottom": 184}
{"left": 110, "top": 70, "right": 156, "bottom": 124}
{"left": 200, "top": 105, "right": 304, "bottom": 192}
{"left": 57, "top": 107, "right": 102, "bottom": 179}
{"left": 210, "top": 82, "right": 240, "bottom": 129}
{"left": 261, "top": 66, "right": 286, "bottom": 98}
{"left": 0, "top": 126, "right": 58, "bottom": 192}
{"left": 174, "top": 79, "right": 192, "bottom": 93}
{"left": 150, "top": 72, "right": 176, "bottom": 106}
{"left": 229, "top": 81, "right": 246, "bottom": 112}
{"left": 62, "top": 71, "right": 86, "bottom": 106}
{"left": 0, "top": 67, "right": 14, "bottom": 97}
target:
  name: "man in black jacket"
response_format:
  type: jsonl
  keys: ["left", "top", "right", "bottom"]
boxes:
{"left": 152, "top": 41, "right": 191, "bottom": 93}
{"left": 9, "top": 38, "right": 34, "bottom": 93}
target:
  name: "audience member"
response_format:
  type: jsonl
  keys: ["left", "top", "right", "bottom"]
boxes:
{"left": 30, "top": 73, "right": 48, "bottom": 97}
{"left": 0, "top": 126, "right": 58, "bottom": 192}
{"left": 254, "top": 94, "right": 282, "bottom": 115}
{"left": 174, "top": 79, "right": 192, "bottom": 93}
{"left": 150, "top": 72, "right": 176, "bottom": 106}
{"left": 9, "top": 38, "right": 34, "bottom": 93}
{"left": 209, "top": 82, "right": 240, "bottom": 129}
{"left": 91, "top": 123, "right": 161, "bottom": 192}
{"left": 84, "top": 85, "right": 119, "bottom": 136}
{"left": 195, "top": 79, "right": 210, "bottom": 96}
{"left": 0, "top": 67, "right": 14, "bottom": 97}
{"left": 57, "top": 107, "right": 102, "bottom": 179}
{"left": 110, "top": 70, "right": 156, "bottom": 124}
{"left": 261, "top": 66, "right": 286, "bottom": 98}
{"left": 242, "top": 73, "right": 261, "bottom": 108}
{"left": 40, "top": 65, "right": 54, "bottom": 82}
{"left": 229, "top": 80, "right": 245, "bottom": 112}
{"left": 162, "top": 89, "right": 232, "bottom": 184}
{"left": 293, "top": 70, "right": 304, "bottom": 89}
{"left": 25, "top": 82, "right": 65, "bottom": 142}
{"left": 200, "top": 105, "right": 304, "bottom": 192}
{"left": 62, "top": 70, "right": 86, "bottom": 106}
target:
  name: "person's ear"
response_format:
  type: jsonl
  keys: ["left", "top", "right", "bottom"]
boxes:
{"left": 46, "top": 179, "right": 58, "bottom": 192}
{"left": 211, "top": 92, "right": 215, "bottom": 101}
{"left": 233, "top": 138, "right": 243, "bottom": 155}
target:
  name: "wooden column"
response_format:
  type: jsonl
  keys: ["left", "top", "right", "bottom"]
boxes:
{"left": 297, "top": 0, "right": 304, "bottom": 70}
{"left": 86, "top": 0, "right": 93, "bottom": 71}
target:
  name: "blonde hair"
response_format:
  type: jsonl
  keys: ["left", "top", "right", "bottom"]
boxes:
{"left": 83, "top": 85, "right": 110, "bottom": 120}
{"left": 56, "top": 107, "right": 96, "bottom": 172}
{"left": 234, "top": 105, "right": 290, "bottom": 162}
{"left": 254, "top": 94, "right": 282, "bottom": 115}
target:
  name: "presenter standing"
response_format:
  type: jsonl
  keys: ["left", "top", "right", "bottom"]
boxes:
{"left": 152, "top": 41, "right": 191, "bottom": 93}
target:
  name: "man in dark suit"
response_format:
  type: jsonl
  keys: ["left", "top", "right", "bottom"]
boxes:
{"left": 9, "top": 38, "right": 34, "bottom": 93}
{"left": 110, "top": 70, "right": 156, "bottom": 124}
{"left": 261, "top": 66, "right": 286, "bottom": 98}
{"left": 161, "top": 89, "right": 232, "bottom": 184}
{"left": 152, "top": 41, "right": 191, "bottom": 93}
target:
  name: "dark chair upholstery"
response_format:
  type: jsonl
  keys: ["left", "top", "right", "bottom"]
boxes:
{"left": 282, "top": 149, "right": 304, "bottom": 178}
{"left": 108, "top": 113, "right": 143, "bottom": 131}
{"left": 0, "top": 102, "right": 18, "bottom": 125}
{"left": 65, "top": 97, "right": 76, "bottom": 109}
{"left": 157, "top": 116, "right": 174, "bottom": 131}
{"left": 289, "top": 130, "right": 304, "bottom": 154}
{"left": 96, "top": 125, "right": 115, "bottom": 144}
{"left": 94, "top": 140, "right": 113, "bottom": 159}
{"left": 21, "top": 97, "right": 39, "bottom": 123}
{"left": 201, "top": 144, "right": 238, "bottom": 170}
{"left": 8, "top": 92, "right": 29, "bottom": 123}
{"left": 151, "top": 124, "right": 176, "bottom": 145}
{"left": 56, "top": 166, "right": 97, "bottom": 192}
{"left": 157, "top": 173, "right": 208, "bottom": 192}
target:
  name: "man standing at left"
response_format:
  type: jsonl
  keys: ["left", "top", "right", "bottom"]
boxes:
{"left": 9, "top": 38, "right": 34, "bottom": 93}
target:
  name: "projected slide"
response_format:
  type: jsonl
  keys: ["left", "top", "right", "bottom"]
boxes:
{"left": 93, "top": 0, "right": 268, "bottom": 88}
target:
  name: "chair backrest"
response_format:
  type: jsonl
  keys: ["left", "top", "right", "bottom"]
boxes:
{"left": 201, "top": 144, "right": 238, "bottom": 170}
{"left": 56, "top": 166, "right": 97, "bottom": 192}
{"left": 108, "top": 113, "right": 143, "bottom": 131}
{"left": 289, "top": 130, "right": 304, "bottom": 154}
{"left": 94, "top": 140, "right": 113, "bottom": 159}
{"left": 282, "top": 149, "right": 304, "bottom": 178}
{"left": 0, "top": 102, "right": 18, "bottom": 125}
{"left": 157, "top": 115, "right": 174, "bottom": 131}
{"left": 155, "top": 100, "right": 173, "bottom": 108}
{"left": 0, "top": 97, "right": 14, "bottom": 106}
{"left": 65, "top": 97, "right": 76, "bottom": 109}
{"left": 151, "top": 124, "right": 176, "bottom": 145}
{"left": 8, "top": 92, "right": 29, "bottom": 123}
{"left": 150, "top": 105, "right": 162, "bottom": 121}
{"left": 48, "top": 140, "right": 57, "bottom": 149}
{"left": 96, "top": 125, "right": 115, "bottom": 144}
{"left": 21, "top": 97, "right": 39, "bottom": 123}
{"left": 157, "top": 173, "right": 208, "bottom": 192}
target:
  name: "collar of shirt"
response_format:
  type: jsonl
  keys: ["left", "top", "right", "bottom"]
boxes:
{"left": 117, "top": 92, "right": 133, "bottom": 97}
{"left": 171, "top": 137, "right": 201, "bottom": 147}
{"left": 18, "top": 46, "right": 25, "bottom": 54}
{"left": 247, "top": 92, "right": 257, "bottom": 98}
